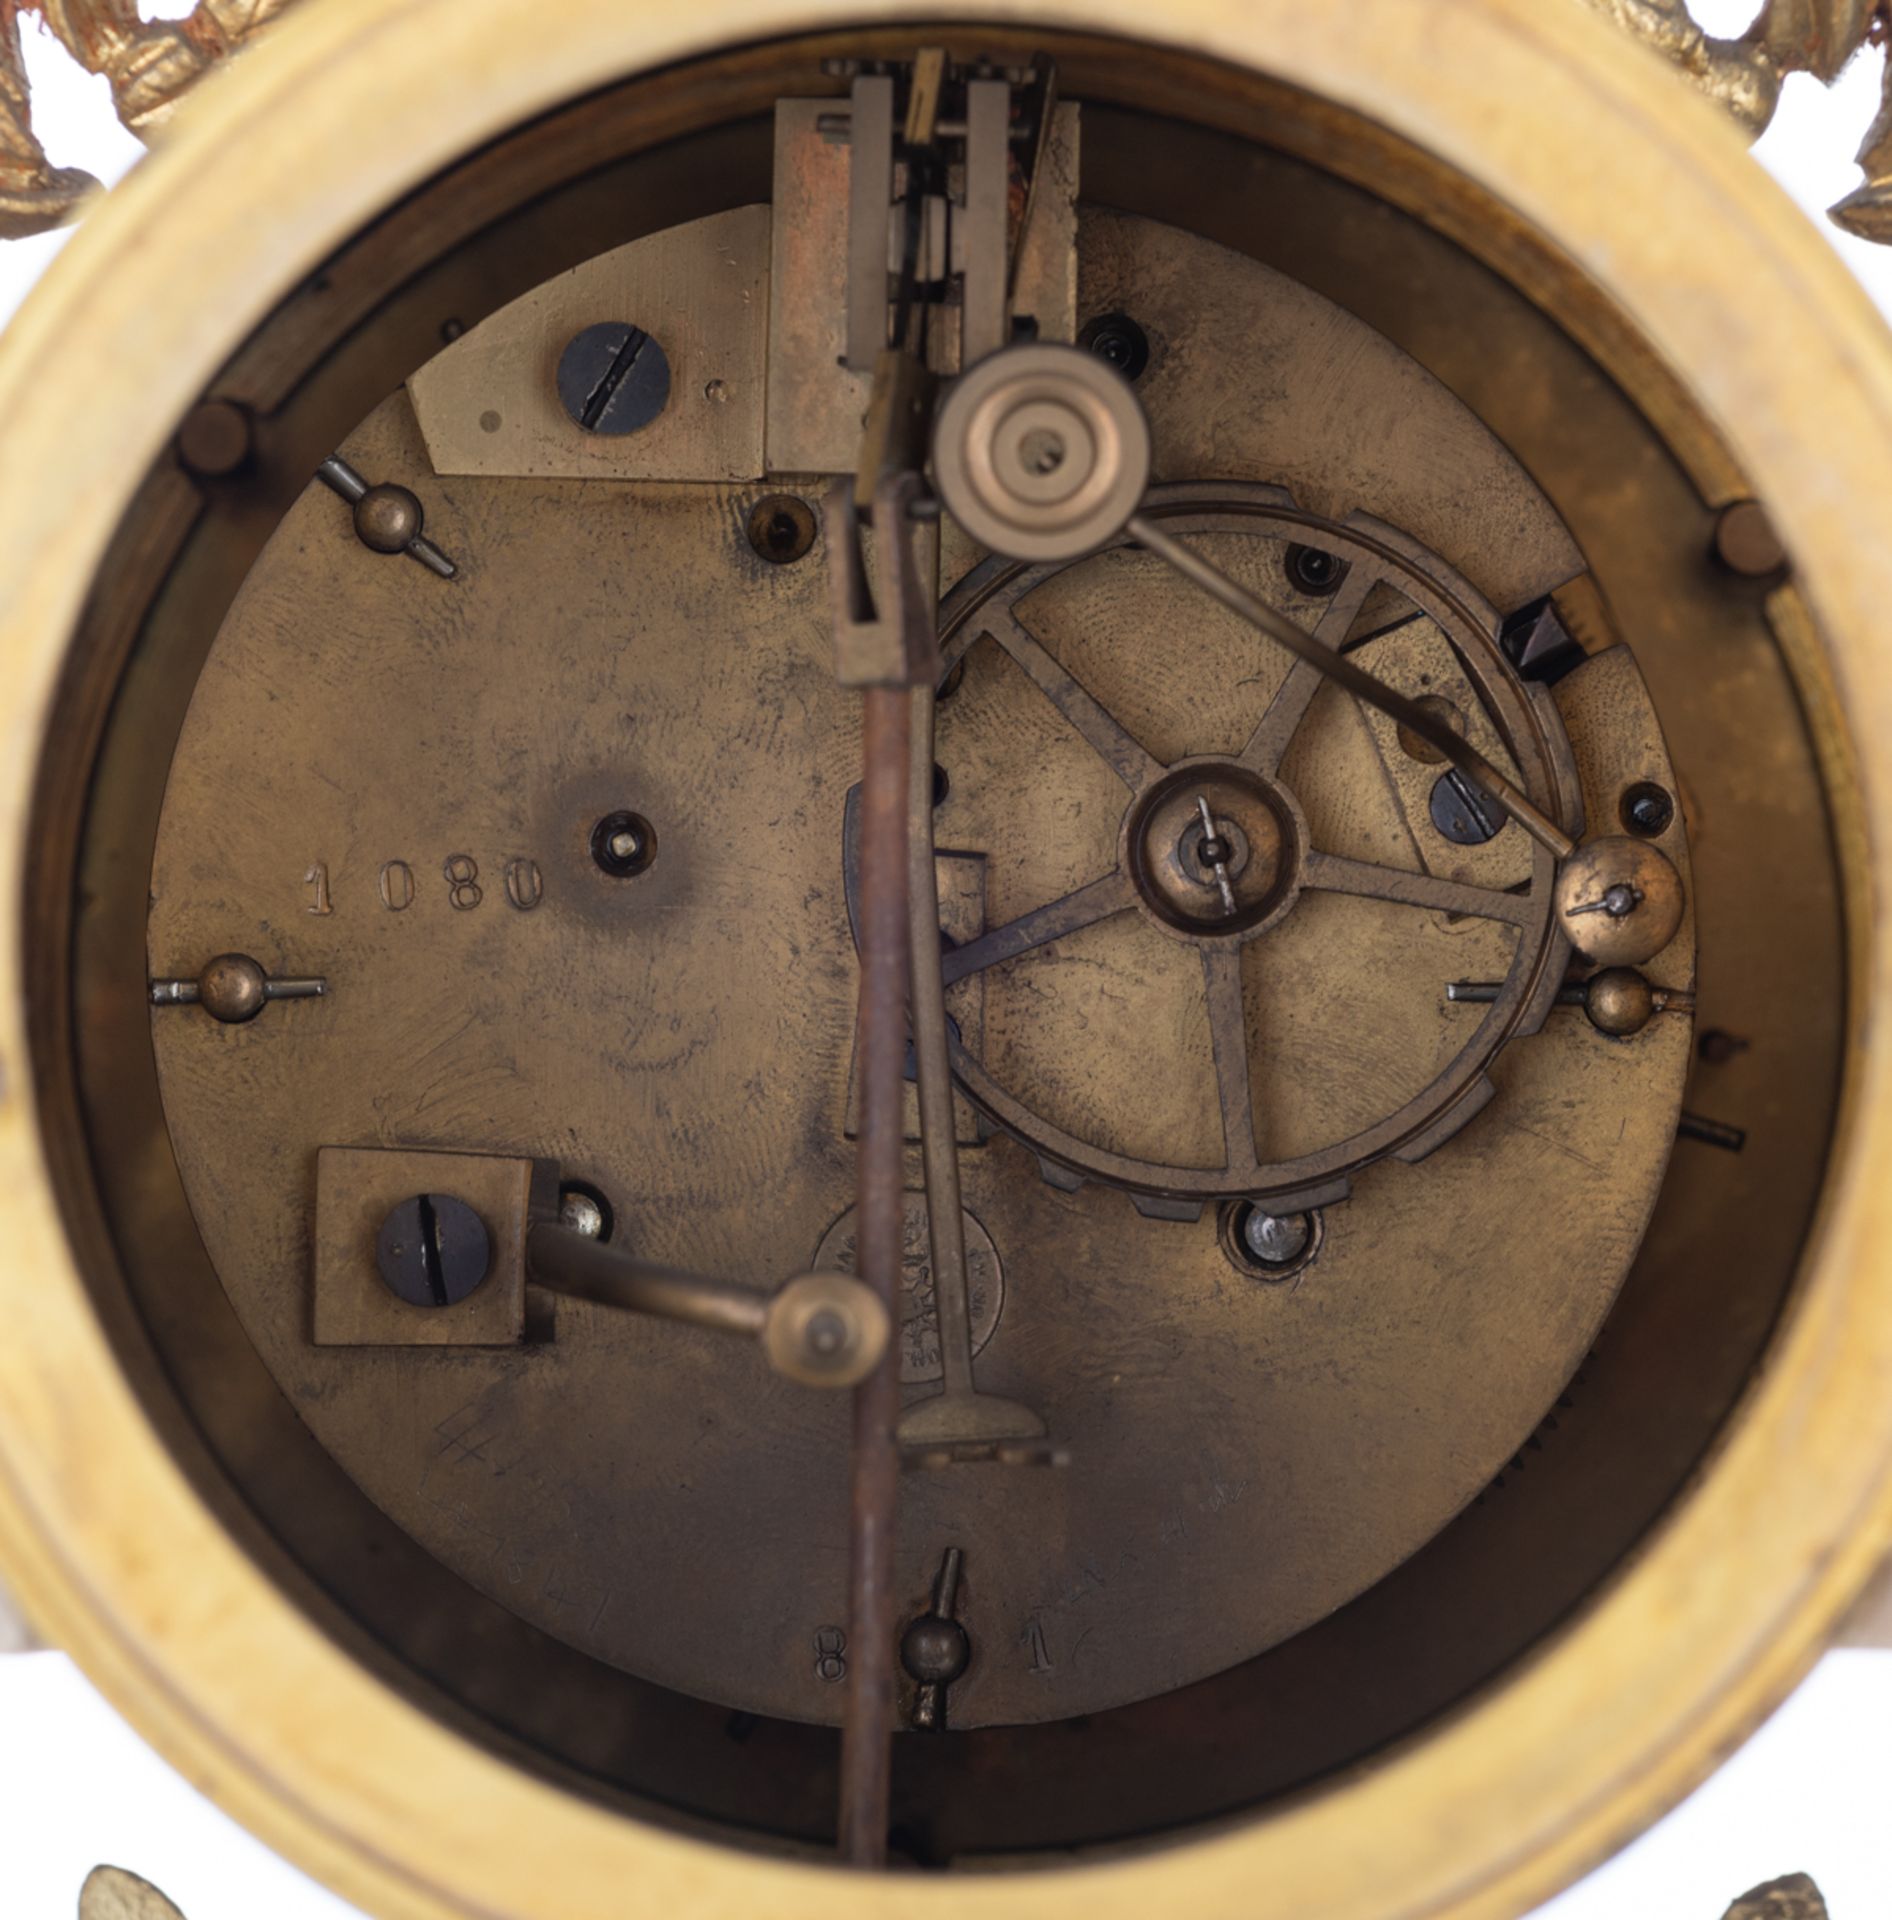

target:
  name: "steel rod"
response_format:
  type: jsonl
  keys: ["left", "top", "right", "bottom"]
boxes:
{"left": 526, "top": 1222, "right": 767, "bottom": 1337}
{"left": 1126, "top": 512, "right": 1576, "bottom": 860}
{"left": 907, "top": 684, "right": 977, "bottom": 1398}
{"left": 837, "top": 683, "right": 911, "bottom": 1866}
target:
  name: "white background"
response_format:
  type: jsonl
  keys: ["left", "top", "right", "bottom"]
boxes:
{"left": 2, "top": 3, "right": 1888, "bottom": 1915}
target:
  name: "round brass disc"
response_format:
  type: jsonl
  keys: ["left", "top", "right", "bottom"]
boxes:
{"left": 1122, "top": 759, "right": 1302, "bottom": 939}
{"left": 1554, "top": 835, "right": 1687, "bottom": 966}
{"left": 933, "top": 342, "right": 1151, "bottom": 560}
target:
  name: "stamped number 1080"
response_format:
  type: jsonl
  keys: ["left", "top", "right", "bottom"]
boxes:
{"left": 304, "top": 855, "right": 543, "bottom": 916}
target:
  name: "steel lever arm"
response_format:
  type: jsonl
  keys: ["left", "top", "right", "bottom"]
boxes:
{"left": 526, "top": 1222, "right": 887, "bottom": 1389}
{"left": 1125, "top": 511, "right": 1576, "bottom": 860}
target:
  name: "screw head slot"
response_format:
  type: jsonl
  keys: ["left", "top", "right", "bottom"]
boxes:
{"left": 376, "top": 1194, "right": 492, "bottom": 1308}
{"left": 556, "top": 322, "right": 671, "bottom": 436}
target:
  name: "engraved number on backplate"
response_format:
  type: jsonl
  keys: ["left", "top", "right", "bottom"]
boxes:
{"left": 307, "top": 854, "right": 548, "bottom": 913}
{"left": 443, "top": 853, "right": 483, "bottom": 911}
{"left": 378, "top": 859, "right": 415, "bottom": 911}
{"left": 813, "top": 1625, "right": 848, "bottom": 1683}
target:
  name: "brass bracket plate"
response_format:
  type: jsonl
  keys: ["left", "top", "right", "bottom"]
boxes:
{"left": 312, "top": 1146, "right": 540, "bottom": 1347}
{"left": 406, "top": 205, "right": 769, "bottom": 483}
{"left": 764, "top": 99, "right": 1081, "bottom": 474}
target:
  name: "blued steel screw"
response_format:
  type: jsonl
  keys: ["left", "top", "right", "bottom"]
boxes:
{"left": 1286, "top": 544, "right": 1346, "bottom": 596}
{"left": 1430, "top": 769, "right": 1504, "bottom": 846}
{"left": 376, "top": 1194, "right": 492, "bottom": 1308}
{"left": 557, "top": 322, "right": 672, "bottom": 436}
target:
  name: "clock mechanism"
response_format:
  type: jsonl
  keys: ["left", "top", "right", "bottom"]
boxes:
{"left": 0, "top": 8, "right": 1879, "bottom": 1914}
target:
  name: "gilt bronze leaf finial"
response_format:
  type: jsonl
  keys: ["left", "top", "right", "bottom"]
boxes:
{"left": 1, "top": 0, "right": 299, "bottom": 241}
{"left": 1582, "top": 0, "right": 1892, "bottom": 239}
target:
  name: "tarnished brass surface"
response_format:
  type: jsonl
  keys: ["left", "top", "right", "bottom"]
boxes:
{"left": 813, "top": 1193, "right": 1005, "bottom": 1382}
{"left": 146, "top": 205, "right": 1689, "bottom": 1728}
{"left": 924, "top": 488, "right": 1580, "bottom": 1203}
{"left": 766, "top": 101, "right": 1082, "bottom": 474}
{"left": 1077, "top": 208, "right": 1582, "bottom": 609}
{"left": 1, "top": 5, "right": 1890, "bottom": 1920}
{"left": 408, "top": 207, "right": 772, "bottom": 483}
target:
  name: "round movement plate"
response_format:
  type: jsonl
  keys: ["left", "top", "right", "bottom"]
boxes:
{"left": 145, "top": 286, "right": 1682, "bottom": 1729}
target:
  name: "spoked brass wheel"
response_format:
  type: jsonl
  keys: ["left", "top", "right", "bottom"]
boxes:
{"left": 925, "top": 485, "right": 1582, "bottom": 1207}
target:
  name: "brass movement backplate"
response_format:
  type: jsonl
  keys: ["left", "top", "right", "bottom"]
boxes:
{"left": 147, "top": 208, "right": 1695, "bottom": 1729}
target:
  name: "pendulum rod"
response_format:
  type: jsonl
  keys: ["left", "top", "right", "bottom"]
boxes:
{"left": 837, "top": 682, "right": 911, "bottom": 1865}
{"left": 907, "top": 683, "right": 976, "bottom": 1398}
{"left": 832, "top": 52, "right": 1038, "bottom": 1860}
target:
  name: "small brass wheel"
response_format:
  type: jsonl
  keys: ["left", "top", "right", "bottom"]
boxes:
{"left": 913, "top": 485, "right": 1581, "bottom": 1206}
